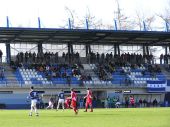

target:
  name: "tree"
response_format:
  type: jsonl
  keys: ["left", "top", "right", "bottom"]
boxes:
{"left": 157, "top": 0, "right": 170, "bottom": 31}
{"left": 64, "top": 7, "right": 77, "bottom": 29}
{"left": 113, "top": 0, "right": 134, "bottom": 30}
{"left": 64, "top": 6, "right": 105, "bottom": 29}
{"left": 82, "top": 7, "right": 105, "bottom": 29}
{"left": 134, "top": 11, "right": 155, "bottom": 31}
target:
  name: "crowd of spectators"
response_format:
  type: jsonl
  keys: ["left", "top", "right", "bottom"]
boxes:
{"left": 15, "top": 51, "right": 80, "bottom": 65}
{"left": 12, "top": 51, "right": 165, "bottom": 85}
{"left": 124, "top": 97, "right": 159, "bottom": 108}
{"left": 95, "top": 64, "right": 109, "bottom": 81}
{"left": 21, "top": 63, "right": 81, "bottom": 80}
{"left": 16, "top": 51, "right": 58, "bottom": 64}
{"left": 13, "top": 51, "right": 94, "bottom": 85}
{"left": 86, "top": 52, "right": 159, "bottom": 82}
{"left": 87, "top": 52, "right": 154, "bottom": 65}
{"left": 10, "top": 60, "right": 93, "bottom": 85}
{"left": 14, "top": 51, "right": 170, "bottom": 67}
{"left": 160, "top": 54, "right": 170, "bottom": 64}
{"left": 62, "top": 52, "right": 80, "bottom": 63}
{"left": 102, "top": 96, "right": 160, "bottom": 108}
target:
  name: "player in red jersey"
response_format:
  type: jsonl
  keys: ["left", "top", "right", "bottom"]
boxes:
{"left": 71, "top": 88, "right": 78, "bottom": 115}
{"left": 84, "top": 88, "right": 93, "bottom": 112}
{"left": 65, "top": 96, "right": 71, "bottom": 109}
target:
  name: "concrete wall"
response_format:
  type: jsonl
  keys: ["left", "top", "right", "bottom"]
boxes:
{"left": 0, "top": 87, "right": 166, "bottom": 109}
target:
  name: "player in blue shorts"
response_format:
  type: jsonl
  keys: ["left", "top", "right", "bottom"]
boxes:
{"left": 57, "top": 89, "right": 65, "bottom": 111}
{"left": 28, "top": 86, "right": 39, "bottom": 116}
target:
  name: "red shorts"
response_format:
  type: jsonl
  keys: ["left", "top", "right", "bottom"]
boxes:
{"left": 71, "top": 101, "right": 77, "bottom": 108}
{"left": 65, "top": 102, "right": 69, "bottom": 108}
{"left": 86, "top": 100, "right": 92, "bottom": 106}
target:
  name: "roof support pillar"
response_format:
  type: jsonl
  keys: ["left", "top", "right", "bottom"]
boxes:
{"left": 117, "top": 44, "right": 120, "bottom": 56}
{"left": 142, "top": 45, "right": 146, "bottom": 55}
{"left": 88, "top": 44, "right": 91, "bottom": 54}
{"left": 114, "top": 44, "right": 120, "bottom": 55}
{"left": 86, "top": 45, "right": 89, "bottom": 57}
{"left": 68, "top": 43, "right": 73, "bottom": 64}
{"left": 68, "top": 43, "right": 71, "bottom": 54}
{"left": 86, "top": 44, "right": 91, "bottom": 56}
{"left": 6, "top": 43, "right": 11, "bottom": 64}
{"left": 38, "top": 42, "right": 43, "bottom": 53}
{"left": 146, "top": 46, "right": 149, "bottom": 55}
{"left": 165, "top": 46, "right": 168, "bottom": 55}
{"left": 114, "top": 44, "right": 117, "bottom": 55}
{"left": 70, "top": 44, "right": 73, "bottom": 54}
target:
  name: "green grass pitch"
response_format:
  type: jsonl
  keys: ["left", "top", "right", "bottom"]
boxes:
{"left": 0, "top": 108, "right": 169, "bottom": 127}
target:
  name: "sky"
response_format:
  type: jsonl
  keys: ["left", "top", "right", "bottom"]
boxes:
{"left": 0, "top": 0, "right": 169, "bottom": 29}
{"left": 0, "top": 0, "right": 169, "bottom": 61}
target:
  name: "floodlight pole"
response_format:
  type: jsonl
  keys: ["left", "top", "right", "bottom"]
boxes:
{"left": 166, "top": 22, "right": 169, "bottom": 32}
{"left": 114, "top": 20, "right": 117, "bottom": 30}
{"left": 6, "top": 16, "right": 11, "bottom": 64}
{"left": 86, "top": 19, "right": 89, "bottom": 29}
{"left": 37, "top": 17, "right": 43, "bottom": 53}
{"left": 38, "top": 17, "right": 41, "bottom": 28}
{"left": 114, "top": 20, "right": 120, "bottom": 56}
{"left": 143, "top": 21, "right": 146, "bottom": 31}
{"left": 85, "top": 19, "right": 90, "bottom": 57}
{"left": 68, "top": 18, "right": 72, "bottom": 29}
{"left": 6, "top": 16, "right": 9, "bottom": 28}
{"left": 68, "top": 18, "right": 73, "bottom": 63}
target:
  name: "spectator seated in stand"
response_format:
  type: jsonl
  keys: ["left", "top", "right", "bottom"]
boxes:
{"left": 15, "top": 63, "right": 82, "bottom": 86}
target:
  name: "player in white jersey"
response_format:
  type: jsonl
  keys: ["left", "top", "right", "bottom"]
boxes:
{"left": 28, "top": 86, "right": 39, "bottom": 116}
{"left": 57, "top": 89, "right": 65, "bottom": 111}
{"left": 46, "top": 97, "right": 54, "bottom": 109}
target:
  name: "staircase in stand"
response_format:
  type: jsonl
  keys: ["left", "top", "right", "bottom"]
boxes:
{"left": 160, "top": 65, "right": 170, "bottom": 80}
{"left": 82, "top": 64, "right": 100, "bottom": 82}
{"left": 2, "top": 63, "right": 19, "bottom": 87}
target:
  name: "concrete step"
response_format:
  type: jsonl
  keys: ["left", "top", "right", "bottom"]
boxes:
{"left": 82, "top": 64, "right": 91, "bottom": 70}
{"left": 160, "top": 66, "right": 170, "bottom": 80}
{"left": 2, "top": 64, "right": 18, "bottom": 84}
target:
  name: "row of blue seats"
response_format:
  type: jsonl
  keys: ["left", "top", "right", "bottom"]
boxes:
{"left": 135, "top": 75, "right": 166, "bottom": 78}
{"left": 0, "top": 80, "right": 7, "bottom": 84}
{"left": 0, "top": 77, "right": 7, "bottom": 84}
{"left": 111, "top": 80, "right": 123, "bottom": 84}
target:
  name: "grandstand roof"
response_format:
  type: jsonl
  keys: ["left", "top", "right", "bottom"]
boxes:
{"left": 0, "top": 27, "right": 170, "bottom": 46}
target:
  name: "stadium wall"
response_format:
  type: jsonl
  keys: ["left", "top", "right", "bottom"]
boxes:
{"left": 0, "top": 87, "right": 166, "bottom": 109}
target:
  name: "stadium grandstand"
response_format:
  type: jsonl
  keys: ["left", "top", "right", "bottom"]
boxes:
{"left": 0, "top": 26, "right": 170, "bottom": 109}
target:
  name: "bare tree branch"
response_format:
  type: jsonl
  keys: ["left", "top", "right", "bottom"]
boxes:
{"left": 113, "top": 0, "right": 134, "bottom": 30}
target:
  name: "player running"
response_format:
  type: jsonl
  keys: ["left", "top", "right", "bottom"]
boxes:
{"left": 71, "top": 88, "right": 78, "bottom": 115}
{"left": 84, "top": 88, "right": 93, "bottom": 112}
{"left": 46, "top": 97, "right": 54, "bottom": 109}
{"left": 65, "top": 96, "right": 71, "bottom": 109}
{"left": 28, "top": 86, "right": 39, "bottom": 116}
{"left": 57, "top": 89, "right": 65, "bottom": 111}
